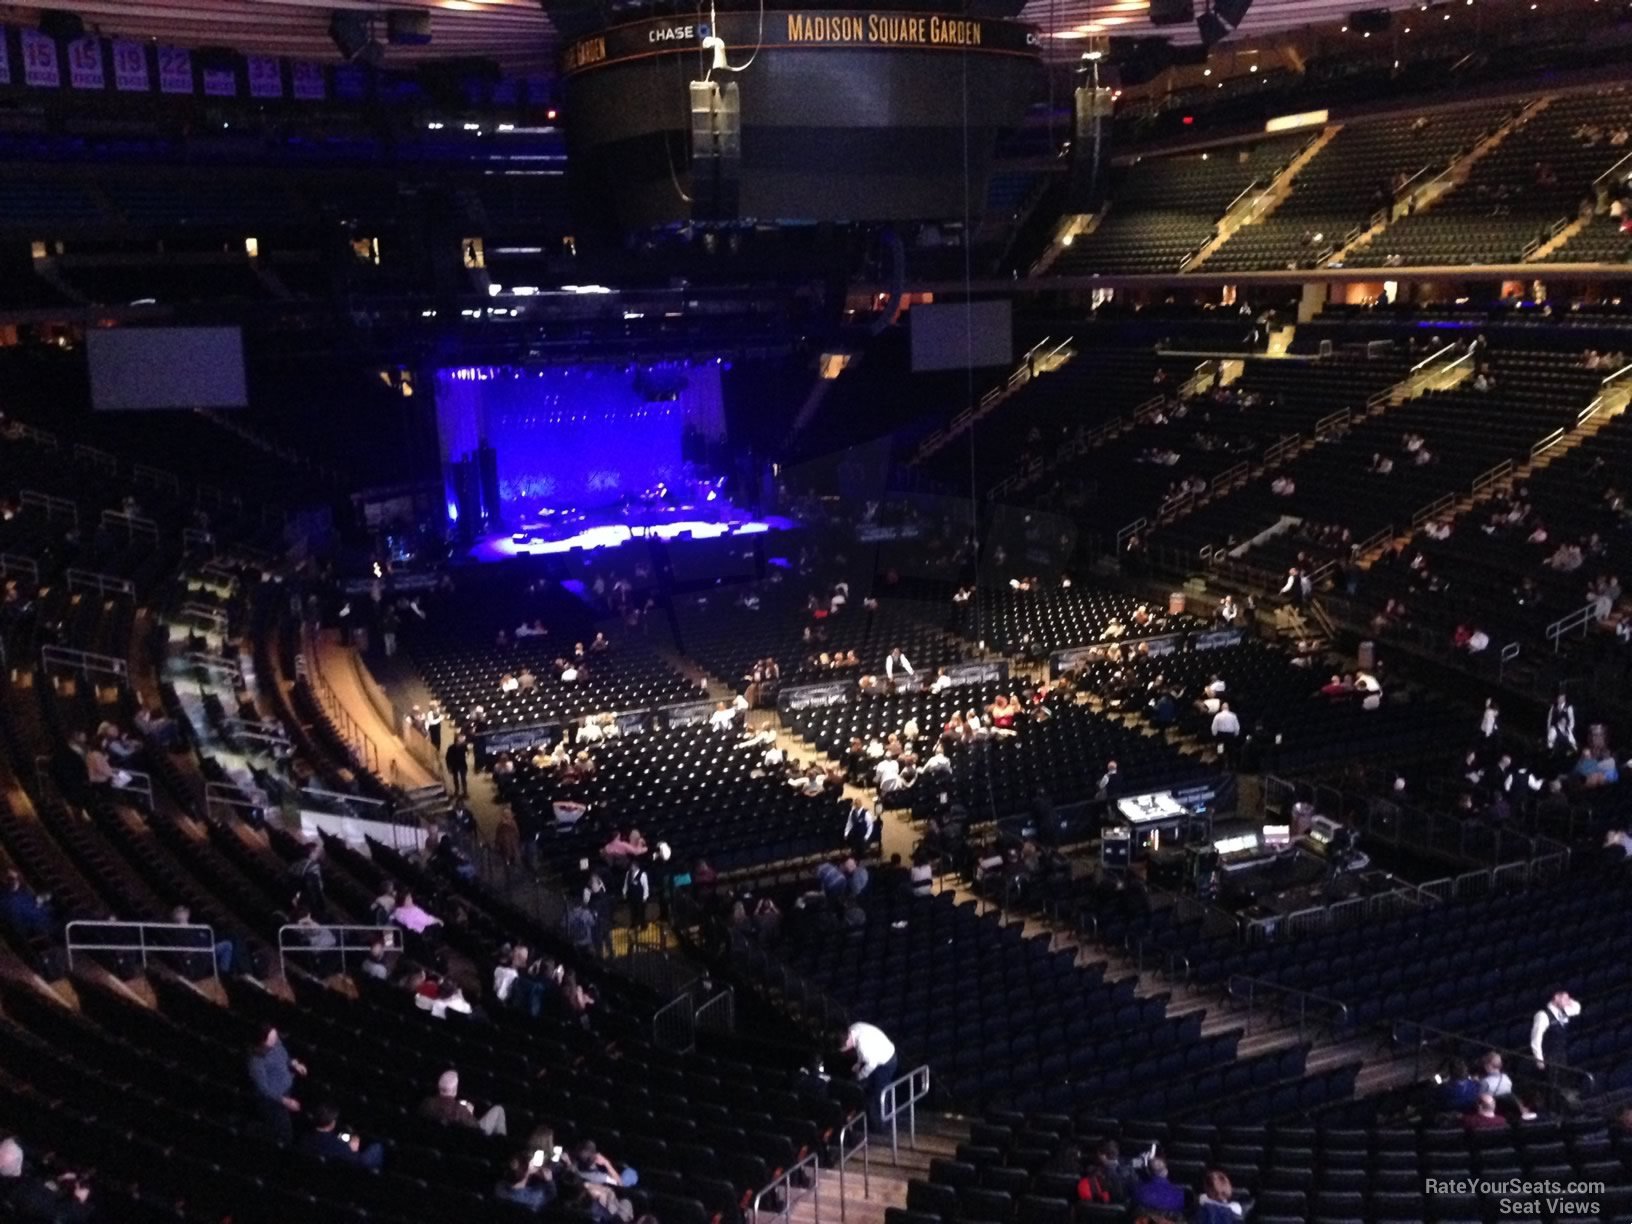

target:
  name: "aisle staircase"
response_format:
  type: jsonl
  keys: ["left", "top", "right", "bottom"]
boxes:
{"left": 1187, "top": 124, "right": 1342, "bottom": 271}
{"left": 1330, "top": 96, "right": 1553, "bottom": 266}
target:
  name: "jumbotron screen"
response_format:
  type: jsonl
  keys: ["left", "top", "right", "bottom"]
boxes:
{"left": 560, "top": 7, "right": 1042, "bottom": 229}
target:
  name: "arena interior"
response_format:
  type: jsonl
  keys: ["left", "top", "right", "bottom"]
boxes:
{"left": 4, "top": 0, "right": 1632, "bottom": 1220}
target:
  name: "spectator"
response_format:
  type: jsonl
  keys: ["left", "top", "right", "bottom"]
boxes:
{"left": 1463, "top": 1092, "right": 1509, "bottom": 1131}
{"left": 246, "top": 1022, "right": 307, "bottom": 1145}
{"left": 841, "top": 1020, "right": 898, "bottom": 1129}
{"left": 1545, "top": 693, "right": 1577, "bottom": 753}
{"left": 1196, "top": 1168, "right": 1244, "bottom": 1222}
{"left": 572, "top": 1140, "right": 638, "bottom": 1188}
{"left": 495, "top": 1151, "right": 557, "bottom": 1213}
{"left": 418, "top": 1070, "right": 507, "bottom": 1136}
{"left": 392, "top": 891, "right": 442, "bottom": 934}
{"left": 1077, "top": 1140, "right": 1132, "bottom": 1205}
{"left": 623, "top": 860, "right": 651, "bottom": 932}
{"left": 0, "top": 871, "right": 56, "bottom": 941}
{"left": 1131, "top": 1154, "right": 1185, "bottom": 1217}
{"left": 586, "top": 873, "right": 616, "bottom": 958}
{"left": 446, "top": 734, "right": 470, "bottom": 797}
{"left": 288, "top": 841, "right": 326, "bottom": 916}
{"left": 356, "top": 938, "right": 392, "bottom": 982}
{"left": 295, "top": 1102, "right": 385, "bottom": 1169}
{"left": 0, "top": 1137, "right": 92, "bottom": 1223}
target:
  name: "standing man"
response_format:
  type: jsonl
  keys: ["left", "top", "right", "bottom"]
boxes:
{"left": 446, "top": 733, "right": 470, "bottom": 798}
{"left": 884, "top": 647, "right": 914, "bottom": 684}
{"left": 1545, "top": 693, "right": 1577, "bottom": 755}
{"left": 842, "top": 1020, "right": 898, "bottom": 1131}
{"left": 247, "top": 1023, "right": 307, "bottom": 1145}
{"left": 1531, "top": 988, "right": 1582, "bottom": 1110}
{"left": 425, "top": 703, "right": 444, "bottom": 751}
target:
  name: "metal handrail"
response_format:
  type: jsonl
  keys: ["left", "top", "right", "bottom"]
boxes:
{"left": 652, "top": 992, "right": 696, "bottom": 1054}
{"left": 277, "top": 923, "right": 401, "bottom": 978}
{"left": 66, "top": 919, "right": 219, "bottom": 983}
{"left": 750, "top": 1150, "right": 820, "bottom": 1224}
{"left": 1228, "top": 974, "right": 1351, "bottom": 1041}
{"left": 1545, "top": 601, "right": 1599, "bottom": 651}
{"left": 695, "top": 986, "right": 736, "bottom": 1034}
{"left": 1410, "top": 342, "right": 1458, "bottom": 376}
{"left": 0, "top": 553, "right": 38, "bottom": 583}
{"left": 1594, "top": 150, "right": 1632, "bottom": 186}
{"left": 66, "top": 568, "right": 135, "bottom": 597}
{"left": 1391, "top": 1018, "right": 1597, "bottom": 1097}
{"left": 879, "top": 1064, "right": 930, "bottom": 1164}
{"left": 1530, "top": 428, "right": 1566, "bottom": 460}
{"left": 836, "top": 1112, "right": 870, "bottom": 1223}
{"left": 1470, "top": 460, "right": 1512, "bottom": 498}
{"left": 1412, "top": 493, "right": 1456, "bottom": 529}
{"left": 41, "top": 645, "right": 128, "bottom": 682}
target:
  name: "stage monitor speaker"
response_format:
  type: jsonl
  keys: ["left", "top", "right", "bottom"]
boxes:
{"left": 39, "top": 9, "right": 85, "bottom": 41}
{"left": 1149, "top": 0, "right": 1193, "bottom": 26}
{"left": 689, "top": 79, "right": 741, "bottom": 222}
{"left": 476, "top": 441, "right": 501, "bottom": 526}
{"left": 1349, "top": 7, "right": 1391, "bottom": 33}
{"left": 387, "top": 9, "right": 433, "bottom": 45}
{"left": 330, "top": 10, "right": 373, "bottom": 60}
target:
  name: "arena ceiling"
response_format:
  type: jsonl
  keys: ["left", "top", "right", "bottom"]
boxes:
{"left": 0, "top": 0, "right": 1576, "bottom": 76}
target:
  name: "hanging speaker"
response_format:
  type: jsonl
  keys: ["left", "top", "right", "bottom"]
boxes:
{"left": 38, "top": 9, "right": 85, "bottom": 41}
{"left": 1148, "top": 0, "right": 1193, "bottom": 26}
{"left": 689, "top": 79, "right": 741, "bottom": 223}
{"left": 329, "top": 11, "right": 372, "bottom": 60}
{"left": 1214, "top": 0, "right": 1253, "bottom": 27}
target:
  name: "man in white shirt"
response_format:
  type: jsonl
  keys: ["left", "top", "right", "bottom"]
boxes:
{"left": 708, "top": 702, "right": 737, "bottom": 732}
{"left": 1531, "top": 989, "right": 1581, "bottom": 1106}
{"left": 1210, "top": 702, "right": 1241, "bottom": 760}
{"left": 578, "top": 717, "right": 604, "bottom": 745}
{"left": 559, "top": 662, "right": 579, "bottom": 683}
{"left": 843, "top": 1021, "right": 898, "bottom": 1128}
{"left": 929, "top": 670, "right": 953, "bottom": 694}
{"left": 884, "top": 648, "right": 914, "bottom": 681}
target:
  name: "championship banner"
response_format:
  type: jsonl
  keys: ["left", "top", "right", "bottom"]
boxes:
{"left": 202, "top": 65, "right": 237, "bottom": 97}
{"left": 158, "top": 46, "right": 192, "bottom": 94}
{"left": 112, "top": 40, "right": 150, "bottom": 92}
{"left": 247, "top": 55, "right": 282, "bottom": 99}
{"left": 21, "top": 29, "right": 60, "bottom": 88}
{"left": 292, "top": 61, "right": 326, "bottom": 100}
{"left": 67, "top": 36, "right": 103, "bottom": 90}
{"left": 562, "top": 9, "right": 1040, "bottom": 76}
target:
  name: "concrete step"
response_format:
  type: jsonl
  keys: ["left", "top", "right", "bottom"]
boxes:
{"left": 782, "top": 1165, "right": 908, "bottom": 1224}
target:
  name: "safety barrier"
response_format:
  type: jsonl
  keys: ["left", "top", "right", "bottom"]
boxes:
{"left": 1411, "top": 493, "right": 1456, "bottom": 530}
{"left": 1530, "top": 428, "right": 1566, "bottom": 461}
{"left": 1314, "top": 409, "right": 1350, "bottom": 439}
{"left": 653, "top": 992, "right": 697, "bottom": 1054}
{"left": 0, "top": 553, "right": 38, "bottom": 583}
{"left": 1228, "top": 975, "right": 1351, "bottom": 1041}
{"left": 41, "top": 644, "right": 128, "bottom": 683}
{"left": 695, "top": 986, "right": 736, "bottom": 1035}
{"left": 21, "top": 489, "right": 78, "bottom": 528}
{"left": 15, "top": 423, "right": 58, "bottom": 449}
{"left": 111, "top": 767, "right": 155, "bottom": 810}
{"left": 880, "top": 1064, "right": 931, "bottom": 1163}
{"left": 66, "top": 919, "right": 219, "bottom": 983}
{"left": 181, "top": 527, "right": 216, "bottom": 555}
{"left": 101, "top": 509, "right": 159, "bottom": 541}
{"left": 836, "top": 1112, "right": 870, "bottom": 1223}
{"left": 750, "top": 1151, "right": 820, "bottom": 1224}
{"left": 72, "top": 443, "right": 118, "bottom": 474}
{"left": 133, "top": 463, "right": 182, "bottom": 495}
{"left": 205, "top": 780, "right": 270, "bottom": 823}
{"left": 277, "top": 923, "right": 401, "bottom": 978}
{"left": 1261, "top": 433, "right": 1303, "bottom": 467}
{"left": 66, "top": 568, "right": 135, "bottom": 597}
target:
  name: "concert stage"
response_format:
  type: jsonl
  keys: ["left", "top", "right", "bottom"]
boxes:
{"left": 469, "top": 496, "right": 796, "bottom": 561}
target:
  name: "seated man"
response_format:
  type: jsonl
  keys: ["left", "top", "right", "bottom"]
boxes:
{"left": 418, "top": 1070, "right": 507, "bottom": 1136}
{"left": 295, "top": 1103, "right": 385, "bottom": 1169}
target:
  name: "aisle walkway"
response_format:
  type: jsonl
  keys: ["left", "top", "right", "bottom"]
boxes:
{"left": 312, "top": 633, "right": 439, "bottom": 791}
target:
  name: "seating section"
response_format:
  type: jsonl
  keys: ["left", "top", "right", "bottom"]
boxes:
{"left": 1207, "top": 103, "right": 1513, "bottom": 272}
{"left": 1547, "top": 212, "right": 1632, "bottom": 264}
{"left": 914, "top": 1108, "right": 1632, "bottom": 1224}
{"left": 1052, "top": 136, "right": 1307, "bottom": 274}
{"left": 495, "top": 723, "right": 852, "bottom": 872}
{"left": 1356, "top": 90, "right": 1632, "bottom": 267}
{"left": 785, "top": 682, "right": 1218, "bottom": 821}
